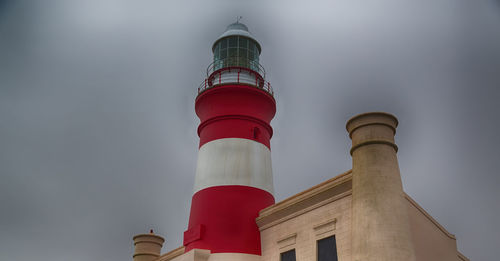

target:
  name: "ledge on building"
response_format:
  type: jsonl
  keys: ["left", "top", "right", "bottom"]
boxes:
{"left": 256, "top": 170, "right": 352, "bottom": 230}
{"left": 156, "top": 246, "right": 185, "bottom": 261}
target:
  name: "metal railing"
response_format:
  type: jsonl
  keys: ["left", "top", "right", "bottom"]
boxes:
{"left": 198, "top": 71, "right": 273, "bottom": 96}
{"left": 197, "top": 57, "right": 273, "bottom": 97}
{"left": 206, "top": 57, "right": 266, "bottom": 79}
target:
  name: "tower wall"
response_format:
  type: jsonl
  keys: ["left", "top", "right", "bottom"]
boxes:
{"left": 184, "top": 84, "right": 276, "bottom": 255}
{"left": 194, "top": 138, "right": 273, "bottom": 194}
{"left": 195, "top": 84, "right": 275, "bottom": 148}
{"left": 346, "top": 112, "right": 416, "bottom": 261}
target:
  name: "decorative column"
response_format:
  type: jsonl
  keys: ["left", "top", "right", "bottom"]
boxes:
{"left": 133, "top": 231, "right": 165, "bottom": 261}
{"left": 347, "top": 112, "right": 416, "bottom": 261}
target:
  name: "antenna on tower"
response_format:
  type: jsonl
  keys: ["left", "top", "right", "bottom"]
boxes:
{"left": 237, "top": 16, "right": 242, "bottom": 23}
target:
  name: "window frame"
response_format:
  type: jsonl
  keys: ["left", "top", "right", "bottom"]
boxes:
{"left": 280, "top": 248, "right": 296, "bottom": 261}
{"left": 315, "top": 235, "right": 338, "bottom": 261}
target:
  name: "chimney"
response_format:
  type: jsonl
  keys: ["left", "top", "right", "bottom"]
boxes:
{"left": 132, "top": 231, "right": 165, "bottom": 261}
{"left": 346, "top": 112, "right": 416, "bottom": 261}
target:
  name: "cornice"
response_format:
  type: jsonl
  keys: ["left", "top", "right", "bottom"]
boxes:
{"left": 155, "top": 246, "right": 185, "bottom": 261}
{"left": 404, "top": 193, "right": 457, "bottom": 240}
{"left": 256, "top": 170, "right": 352, "bottom": 230}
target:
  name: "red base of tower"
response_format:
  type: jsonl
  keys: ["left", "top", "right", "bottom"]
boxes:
{"left": 184, "top": 185, "right": 275, "bottom": 254}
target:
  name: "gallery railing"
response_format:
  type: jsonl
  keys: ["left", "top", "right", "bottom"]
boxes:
{"left": 198, "top": 57, "right": 273, "bottom": 96}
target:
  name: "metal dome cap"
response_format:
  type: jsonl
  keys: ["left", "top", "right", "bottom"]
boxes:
{"left": 212, "top": 22, "right": 262, "bottom": 54}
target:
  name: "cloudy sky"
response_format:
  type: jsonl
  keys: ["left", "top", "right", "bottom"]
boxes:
{"left": 1, "top": 0, "right": 499, "bottom": 260}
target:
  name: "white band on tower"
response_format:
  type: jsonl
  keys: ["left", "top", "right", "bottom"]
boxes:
{"left": 193, "top": 138, "right": 274, "bottom": 195}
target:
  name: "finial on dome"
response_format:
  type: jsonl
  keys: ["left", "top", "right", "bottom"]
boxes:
{"left": 237, "top": 16, "right": 242, "bottom": 23}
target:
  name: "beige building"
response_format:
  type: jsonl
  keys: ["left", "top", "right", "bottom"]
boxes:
{"left": 132, "top": 112, "right": 468, "bottom": 261}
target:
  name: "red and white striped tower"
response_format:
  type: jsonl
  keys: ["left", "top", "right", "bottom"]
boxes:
{"left": 183, "top": 22, "right": 276, "bottom": 259}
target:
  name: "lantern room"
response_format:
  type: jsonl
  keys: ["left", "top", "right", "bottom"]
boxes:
{"left": 198, "top": 21, "right": 273, "bottom": 96}
{"left": 211, "top": 22, "right": 261, "bottom": 72}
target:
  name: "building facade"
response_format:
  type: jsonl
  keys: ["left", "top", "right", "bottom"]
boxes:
{"left": 131, "top": 22, "right": 468, "bottom": 261}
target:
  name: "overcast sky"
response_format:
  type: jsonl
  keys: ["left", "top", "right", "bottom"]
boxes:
{"left": 1, "top": 0, "right": 499, "bottom": 260}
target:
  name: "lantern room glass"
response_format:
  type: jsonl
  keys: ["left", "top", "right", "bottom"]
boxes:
{"left": 213, "top": 36, "right": 260, "bottom": 71}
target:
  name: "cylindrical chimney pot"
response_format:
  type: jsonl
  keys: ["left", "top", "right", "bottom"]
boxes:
{"left": 347, "top": 112, "right": 416, "bottom": 261}
{"left": 132, "top": 232, "right": 165, "bottom": 261}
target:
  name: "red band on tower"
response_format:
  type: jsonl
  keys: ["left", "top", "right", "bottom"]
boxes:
{"left": 196, "top": 85, "right": 276, "bottom": 148}
{"left": 185, "top": 186, "right": 275, "bottom": 254}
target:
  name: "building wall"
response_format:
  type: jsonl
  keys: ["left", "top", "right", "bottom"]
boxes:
{"left": 257, "top": 171, "right": 352, "bottom": 261}
{"left": 405, "top": 195, "right": 468, "bottom": 261}
{"left": 260, "top": 194, "right": 351, "bottom": 261}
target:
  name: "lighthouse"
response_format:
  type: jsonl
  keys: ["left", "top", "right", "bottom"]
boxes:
{"left": 130, "top": 20, "right": 470, "bottom": 261}
{"left": 183, "top": 21, "right": 276, "bottom": 259}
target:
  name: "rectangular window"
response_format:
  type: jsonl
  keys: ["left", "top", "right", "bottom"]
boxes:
{"left": 228, "top": 37, "right": 237, "bottom": 47}
{"left": 221, "top": 39, "right": 227, "bottom": 49}
{"left": 213, "top": 46, "right": 220, "bottom": 59}
{"left": 238, "top": 48, "right": 248, "bottom": 59}
{"left": 228, "top": 48, "right": 237, "bottom": 58}
{"left": 220, "top": 48, "right": 227, "bottom": 59}
{"left": 280, "top": 249, "right": 296, "bottom": 261}
{"left": 239, "top": 37, "right": 248, "bottom": 48}
{"left": 248, "top": 51, "right": 254, "bottom": 61}
{"left": 317, "top": 236, "right": 338, "bottom": 261}
{"left": 250, "top": 43, "right": 257, "bottom": 53}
